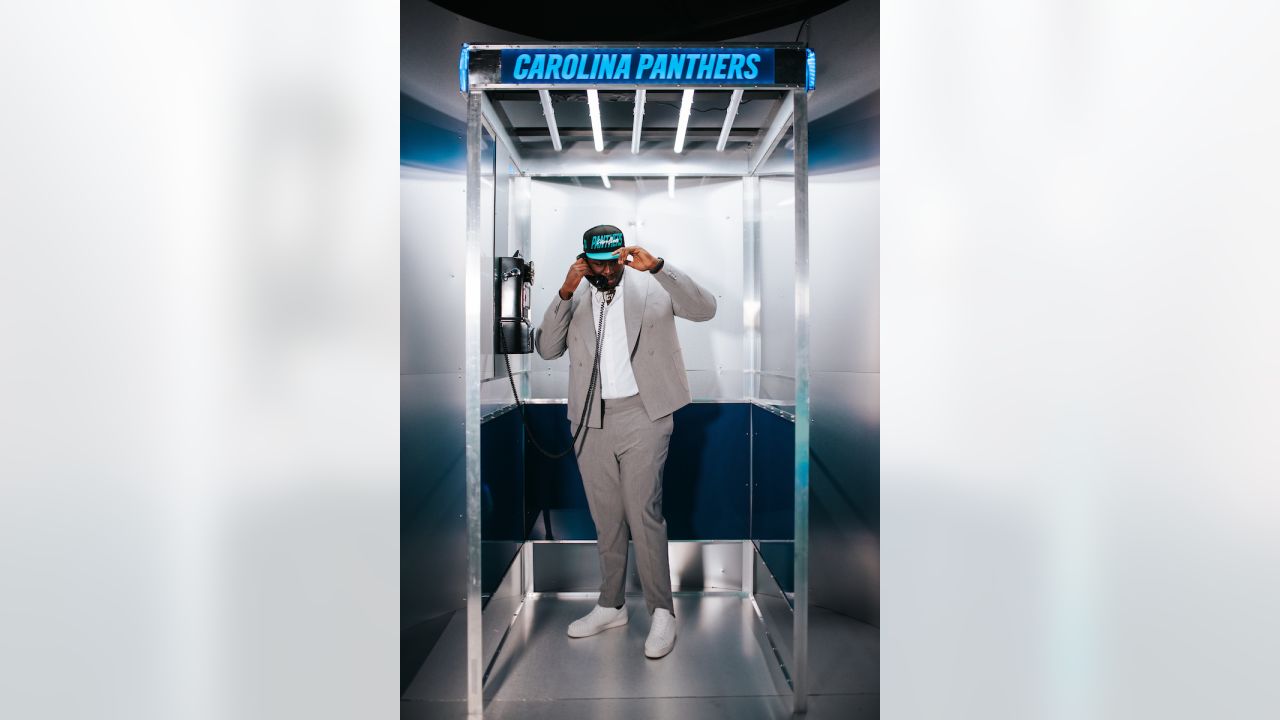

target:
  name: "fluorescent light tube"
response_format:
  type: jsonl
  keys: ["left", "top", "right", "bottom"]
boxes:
{"left": 539, "top": 89, "right": 562, "bottom": 152}
{"left": 716, "top": 88, "right": 743, "bottom": 152}
{"left": 587, "top": 89, "right": 603, "bottom": 152}
{"left": 673, "top": 89, "right": 694, "bottom": 154}
{"left": 631, "top": 89, "right": 646, "bottom": 154}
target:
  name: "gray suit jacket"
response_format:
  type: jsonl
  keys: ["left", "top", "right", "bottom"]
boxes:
{"left": 534, "top": 261, "right": 717, "bottom": 428}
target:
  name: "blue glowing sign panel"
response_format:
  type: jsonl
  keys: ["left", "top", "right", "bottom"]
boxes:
{"left": 500, "top": 48, "right": 776, "bottom": 85}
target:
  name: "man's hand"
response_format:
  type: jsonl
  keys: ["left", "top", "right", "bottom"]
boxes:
{"left": 559, "top": 257, "right": 589, "bottom": 300}
{"left": 616, "top": 246, "right": 661, "bottom": 272}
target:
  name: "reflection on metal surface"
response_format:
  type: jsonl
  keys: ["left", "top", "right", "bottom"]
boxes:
{"left": 810, "top": 372, "right": 879, "bottom": 625}
{"left": 752, "top": 399, "right": 795, "bottom": 423}
{"left": 530, "top": 540, "right": 745, "bottom": 592}
{"left": 481, "top": 543, "right": 525, "bottom": 683}
{"left": 400, "top": 374, "right": 466, "bottom": 697}
{"left": 751, "top": 544, "right": 795, "bottom": 691}
{"left": 761, "top": 406, "right": 796, "bottom": 423}
{"left": 483, "top": 593, "right": 791, "bottom": 702}
{"left": 480, "top": 403, "right": 517, "bottom": 423}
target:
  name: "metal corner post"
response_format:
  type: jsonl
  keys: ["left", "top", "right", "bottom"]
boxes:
{"left": 743, "top": 174, "right": 761, "bottom": 563}
{"left": 464, "top": 90, "right": 484, "bottom": 719}
{"left": 791, "top": 88, "right": 810, "bottom": 715}
{"left": 742, "top": 176, "right": 761, "bottom": 401}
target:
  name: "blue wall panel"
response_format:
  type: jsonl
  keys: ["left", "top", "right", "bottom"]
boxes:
{"left": 481, "top": 408, "right": 525, "bottom": 599}
{"left": 400, "top": 94, "right": 465, "bottom": 172}
{"left": 521, "top": 402, "right": 750, "bottom": 540}
{"left": 751, "top": 405, "right": 795, "bottom": 541}
{"left": 665, "top": 402, "right": 751, "bottom": 539}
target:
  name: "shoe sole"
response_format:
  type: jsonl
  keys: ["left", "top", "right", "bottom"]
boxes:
{"left": 567, "top": 611, "right": 628, "bottom": 638}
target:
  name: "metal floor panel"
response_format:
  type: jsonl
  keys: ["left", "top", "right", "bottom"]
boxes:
{"left": 402, "top": 693, "right": 879, "bottom": 720}
{"left": 400, "top": 595, "right": 881, "bottom": 718}
{"left": 402, "top": 609, "right": 467, "bottom": 701}
{"left": 808, "top": 605, "right": 879, "bottom": 695}
{"left": 484, "top": 593, "right": 791, "bottom": 701}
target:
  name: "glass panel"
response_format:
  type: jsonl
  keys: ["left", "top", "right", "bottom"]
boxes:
{"left": 752, "top": 402, "right": 796, "bottom": 609}
{"left": 753, "top": 158, "right": 797, "bottom": 614}
{"left": 756, "top": 158, "right": 796, "bottom": 419}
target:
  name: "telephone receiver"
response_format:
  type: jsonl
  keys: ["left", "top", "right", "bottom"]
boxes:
{"left": 494, "top": 251, "right": 534, "bottom": 354}
{"left": 577, "top": 252, "right": 613, "bottom": 290}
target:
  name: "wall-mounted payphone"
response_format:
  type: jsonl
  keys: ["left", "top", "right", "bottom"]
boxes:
{"left": 494, "top": 250, "right": 608, "bottom": 458}
{"left": 494, "top": 251, "right": 533, "bottom": 355}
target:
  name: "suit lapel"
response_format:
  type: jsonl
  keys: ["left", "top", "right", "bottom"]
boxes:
{"left": 624, "top": 267, "right": 648, "bottom": 355}
{"left": 572, "top": 283, "right": 594, "bottom": 343}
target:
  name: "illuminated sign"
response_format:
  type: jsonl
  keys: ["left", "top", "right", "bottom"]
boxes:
{"left": 499, "top": 48, "right": 776, "bottom": 85}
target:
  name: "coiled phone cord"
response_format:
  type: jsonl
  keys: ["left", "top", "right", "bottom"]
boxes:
{"left": 499, "top": 295, "right": 608, "bottom": 459}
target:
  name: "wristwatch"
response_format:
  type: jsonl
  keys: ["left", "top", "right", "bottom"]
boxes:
{"left": 649, "top": 257, "right": 665, "bottom": 274}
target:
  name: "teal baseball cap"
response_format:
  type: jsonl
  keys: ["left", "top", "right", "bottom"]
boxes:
{"left": 582, "top": 224, "right": 625, "bottom": 260}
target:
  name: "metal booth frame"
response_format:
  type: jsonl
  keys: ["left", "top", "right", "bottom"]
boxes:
{"left": 460, "top": 42, "right": 813, "bottom": 716}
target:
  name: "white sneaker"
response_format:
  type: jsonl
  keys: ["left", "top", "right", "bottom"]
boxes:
{"left": 567, "top": 602, "right": 628, "bottom": 638}
{"left": 644, "top": 608, "right": 677, "bottom": 658}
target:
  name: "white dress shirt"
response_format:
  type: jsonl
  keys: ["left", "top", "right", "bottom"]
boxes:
{"left": 588, "top": 271, "right": 640, "bottom": 399}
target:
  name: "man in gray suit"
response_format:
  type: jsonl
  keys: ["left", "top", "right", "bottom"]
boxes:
{"left": 534, "top": 224, "right": 716, "bottom": 659}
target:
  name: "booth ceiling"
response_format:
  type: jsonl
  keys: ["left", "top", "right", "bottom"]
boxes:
{"left": 464, "top": 45, "right": 809, "bottom": 177}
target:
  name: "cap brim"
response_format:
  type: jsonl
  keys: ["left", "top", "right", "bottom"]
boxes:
{"left": 584, "top": 251, "right": 619, "bottom": 260}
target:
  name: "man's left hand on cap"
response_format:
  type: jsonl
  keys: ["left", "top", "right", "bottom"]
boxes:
{"left": 615, "top": 246, "right": 661, "bottom": 272}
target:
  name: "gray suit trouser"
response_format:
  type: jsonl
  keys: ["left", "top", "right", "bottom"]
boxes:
{"left": 573, "top": 392, "right": 675, "bottom": 618}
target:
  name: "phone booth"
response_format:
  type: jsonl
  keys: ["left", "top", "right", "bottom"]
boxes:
{"left": 460, "top": 43, "right": 814, "bottom": 717}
